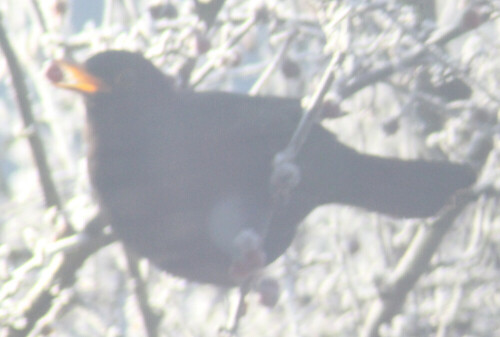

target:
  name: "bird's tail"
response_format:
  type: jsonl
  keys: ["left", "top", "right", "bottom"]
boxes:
{"left": 299, "top": 131, "right": 475, "bottom": 218}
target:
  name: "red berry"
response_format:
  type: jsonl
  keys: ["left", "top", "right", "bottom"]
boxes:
{"left": 195, "top": 34, "right": 211, "bottom": 55}
{"left": 462, "top": 8, "right": 481, "bottom": 29}
{"left": 45, "top": 62, "right": 64, "bottom": 83}
{"left": 53, "top": 0, "right": 68, "bottom": 16}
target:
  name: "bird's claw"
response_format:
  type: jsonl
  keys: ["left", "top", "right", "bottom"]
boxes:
{"left": 229, "top": 229, "right": 267, "bottom": 283}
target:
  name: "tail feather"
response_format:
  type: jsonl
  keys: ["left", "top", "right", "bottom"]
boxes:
{"left": 299, "top": 128, "right": 476, "bottom": 218}
{"left": 340, "top": 156, "right": 474, "bottom": 217}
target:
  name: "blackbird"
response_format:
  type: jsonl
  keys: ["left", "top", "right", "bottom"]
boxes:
{"left": 48, "top": 50, "right": 475, "bottom": 286}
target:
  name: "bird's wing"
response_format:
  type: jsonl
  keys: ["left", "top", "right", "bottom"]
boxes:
{"left": 184, "top": 90, "right": 303, "bottom": 156}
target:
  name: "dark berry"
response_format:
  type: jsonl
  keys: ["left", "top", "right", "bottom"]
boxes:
{"left": 149, "top": 2, "right": 178, "bottom": 20}
{"left": 281, "top": 58, "right": 301, "bottom": 78}
{"left": 45, "top": 62, "right": 64, "bottom": 84}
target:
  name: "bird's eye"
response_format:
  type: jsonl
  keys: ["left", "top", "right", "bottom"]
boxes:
{"left": 114, "top": 68, "right": 135, "bottom": 88}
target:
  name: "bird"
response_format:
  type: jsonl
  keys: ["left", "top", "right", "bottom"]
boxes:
{"left": 47, "top": 50, "right": 475, "bottom": 286}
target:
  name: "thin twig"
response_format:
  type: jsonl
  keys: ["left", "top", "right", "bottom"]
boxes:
{"left": 382, "top": 4, "right": 499, "bottom": 104}
{"left": 339, "top": 5, "right": 490, "bottom": 99}
{"left": 360, "top": 192, "right": 474, "bottom": 337}
{"left": 225, "top": 283, "right": 251, "bottom": 335}
{"left": 28, "top": 0, "right": 48, "bottom": 33}
{"left": 124, "top": 250, "right": 161, "bottom": 337}
{"left": 5, "top": 215, "right": 111, "bottom": 337}
{"left": 191, "top": 15, "right": 257, "bottom": 87}
{"left": 0, "top": 13, "right": 62, "bottom": 210}
{"left": 270, "top": 52, "right": 340, "bottom": 204}
{"left": 249, "top": 30, "right": 297, "bottom": 96}
{"left": 276, "top": 53, "right": 339, "bottom": 162}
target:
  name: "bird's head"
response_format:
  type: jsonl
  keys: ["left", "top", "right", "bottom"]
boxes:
{"left": 46, "top": 50, "right": 174, "bottom": 96}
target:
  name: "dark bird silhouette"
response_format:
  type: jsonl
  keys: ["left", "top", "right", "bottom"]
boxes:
{"left": 47, "top": 50, "right": 475, "bottom": 286}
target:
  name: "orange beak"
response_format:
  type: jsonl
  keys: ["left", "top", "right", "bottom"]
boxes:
{"left": 46, "top": 60, "right": 110, "bottom": 93}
